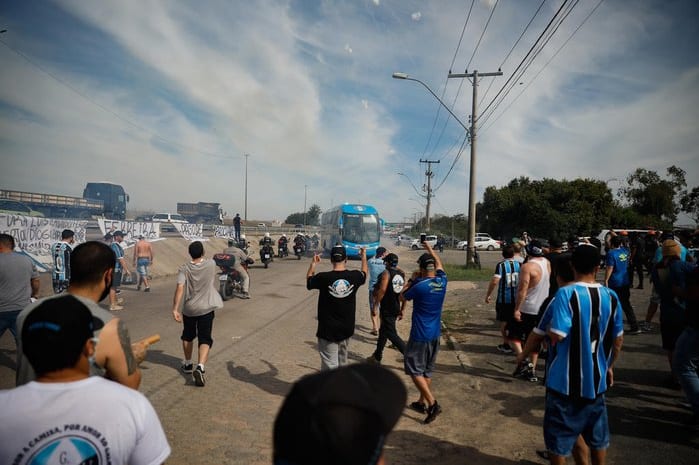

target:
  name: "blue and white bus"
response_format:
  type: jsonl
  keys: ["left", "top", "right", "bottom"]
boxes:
{"left": 321, "top": 204, "right": 381, "bottom": 258}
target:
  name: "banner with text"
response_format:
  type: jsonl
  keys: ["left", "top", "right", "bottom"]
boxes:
{"left": 0, "top": 214, "right": 88, "bottom": 270}
{"left": 173, "top": 222, "right": 206, "bottom": 241}
{"left": 97, "top": 219, "right": 162, "bottom": 249}
{"left": 213, "top": 225, "right": 236, "bottom": 238}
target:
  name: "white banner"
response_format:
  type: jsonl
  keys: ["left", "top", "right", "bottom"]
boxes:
{"left": 213, "top": 225, "right": 236, "bottom": 238}
{"left": 0, "top": 214, "right": 88, "bottom": 270}
{"left": 97, "top": 219, "right": 162, "bottom": 248}
{"left": 173, "top": 222, "right": 206, "bottom": 241}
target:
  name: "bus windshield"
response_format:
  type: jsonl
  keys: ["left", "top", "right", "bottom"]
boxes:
{"left": 342, "top": 213, "right": 380, "bottom": 244}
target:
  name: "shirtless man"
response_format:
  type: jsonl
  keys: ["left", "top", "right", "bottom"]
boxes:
{"left": 511, "top": 239, "right": 551, "bottom": 382}
{"left": 133, "top": 235, "right": 154, "bottom": 291}
{"left": 16, "top": 241, "right": 148, "bottom": 389}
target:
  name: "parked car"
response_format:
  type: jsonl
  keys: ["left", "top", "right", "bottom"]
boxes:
{"left": 0, "top": 199, "right": 45, "bottom": 217}
{"left": 151, "top": 213, "right": 188, "bottom": 224}
{"left": 457, "top": 236, "right": 502, "bottom": 251}
{"left": 410, "top": 234, "right": 438, "bottom": 250}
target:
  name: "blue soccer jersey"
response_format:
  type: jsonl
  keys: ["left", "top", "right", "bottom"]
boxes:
{"left": 404, "top": 269, "right": 448, "bottom": 342}
{"left": 546, "top": 282, "right": 624, "bottom": 399}
{"left": 494, "top": 259, "right": 520, "bottom": 304}
{"left": 51, "top": 242, "right": 72, "bottom": 283}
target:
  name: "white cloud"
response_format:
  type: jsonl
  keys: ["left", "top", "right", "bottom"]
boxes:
{"left": 411, "top": 12, "right": 422, "bottom": 21}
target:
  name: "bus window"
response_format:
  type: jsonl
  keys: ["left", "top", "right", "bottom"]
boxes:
{"left": 342, "top": 214, "right": 379, "bottom": 244}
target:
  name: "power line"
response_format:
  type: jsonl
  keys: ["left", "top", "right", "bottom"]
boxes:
{"left": 477, "top": 0, "right": 571, "bottom": 121}
{"left": 478, "top": 0, "right": 548, "bottom": 107}
{"left": 480, "top": 0, "right": 605, "bottom": 134}
{"left": 0, "top": 37, "right": 237, "bottom": 161}
{"left": 478, "top": 0, "right": 581, "bottom": 127}
{"left": 464, "top": 0, "right": 500, "bottom": 71}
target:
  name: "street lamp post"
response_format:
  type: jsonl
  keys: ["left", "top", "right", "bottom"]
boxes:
{"left": 394, "top": 71, "right": 501, "bottom": 266}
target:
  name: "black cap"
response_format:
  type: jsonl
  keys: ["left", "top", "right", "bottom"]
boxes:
{"left": 22, "top": 295, "right": 104, "bottom": 375}
{"left": 383, "top": 253, "right": 399, "bottom": 267}
{"left": 273, "top": 364, "right": 407, "bottom": 465}
{"left": 417, "top": 253, "right": 436, "bottom": 270}
{"left": 331, "top": 244, "right": 347, "bottom": 262}
{"left": 527, "top": 240, "right": 544, "bottom": 257}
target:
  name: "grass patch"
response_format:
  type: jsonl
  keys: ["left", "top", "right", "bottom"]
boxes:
{"left": 442, "top": 263, "right": 492, "bottom": 282}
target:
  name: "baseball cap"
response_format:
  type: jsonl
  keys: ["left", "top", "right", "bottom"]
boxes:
{"left": 527, "top": 240, "right": 545, "bottom": 257}
{"left": 273, "top": 364, "right": 407, "bottom": 465}
{"left": 661, "top": 239, "right": 681, "bottom": 258}
{"left": 417, "top": 253, "right": 436, "bottom": 270}
{"left": 331, "top": 244, "right": 347, "bottom": 262}
{"left": 383, "top": 253, "right": 399, "bottom": 267}
{"left": 375, "top": 247, "right": 387, "bottom": 257}
{"left": 22, "top": 295, "right": 104, "bottom": 375}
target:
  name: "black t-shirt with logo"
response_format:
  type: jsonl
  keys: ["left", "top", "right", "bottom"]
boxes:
{"left": 307, "top": 269, "right": 366, "bottom": 342}
{"left": 379, "top": 268, "right": 406, "bottom": 317}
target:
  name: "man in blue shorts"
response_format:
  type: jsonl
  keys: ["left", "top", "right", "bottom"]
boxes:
{"left": 402, "top": 241, "right": 447, "bottom": 424}
{"left": 538, "top": 245, "right": 624, "bottom": 464}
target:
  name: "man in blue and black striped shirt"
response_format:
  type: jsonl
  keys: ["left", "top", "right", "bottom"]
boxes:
{"left": 485, "top": 245, "right": 521, "bottom": 354}
{"left": 519, "top": 244, "right": 624, "bottom": 464}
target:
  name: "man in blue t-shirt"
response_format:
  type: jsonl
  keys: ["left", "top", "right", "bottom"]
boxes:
{"left": 524, "top": 245, "right": 624, "bottom": 463}
{"left": 402, "top": 242, "right": 447, "bottom": 424}
{"left": 605, "top": 235, "right": 640, "bottom": 333}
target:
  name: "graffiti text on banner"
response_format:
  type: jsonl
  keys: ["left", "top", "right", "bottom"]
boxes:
{"left": 0, "top": 214, "right": 88, "bottom": 267}
{"left": 213, "top": 226, "right": 236, "bottom": 238}
{"left": 98, "top": 219, "right": 161, "bottom": 242}
{"left": 174, "top": 222, "right": 206, "bottom": 241}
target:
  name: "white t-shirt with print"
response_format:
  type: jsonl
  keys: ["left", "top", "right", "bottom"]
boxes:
{"left": 0, "top": 377, "right": 170, "bottom": 465}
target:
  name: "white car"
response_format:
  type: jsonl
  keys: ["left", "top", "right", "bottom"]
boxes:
{"left": 457, "top": 236, "right": 501, "bottom": 251}
{"left": 151, "top": 213, "right": 188, "bottom": 224}
{"left": 410, "top": 235, "right": 438, "bottom": 250}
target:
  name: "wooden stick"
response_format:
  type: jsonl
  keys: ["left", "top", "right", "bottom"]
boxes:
{"left": 141, "top": 334, "right": 161, "bottom": 346}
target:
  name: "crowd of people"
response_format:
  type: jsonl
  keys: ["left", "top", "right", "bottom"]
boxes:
{"left": 485, "top": 228, "right": 698, "bottom": 464}
{"left": 1, "top": 223, "right": 697, "bottom": 464}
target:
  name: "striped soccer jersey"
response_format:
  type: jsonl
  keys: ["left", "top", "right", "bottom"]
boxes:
{"left": 494, "top": 259, "right": 520, "bottom": 304}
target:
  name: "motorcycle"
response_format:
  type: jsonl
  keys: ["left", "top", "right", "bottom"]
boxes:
{"left": 213, "top": 253, "right": 253, "bottom": 301}
{"left": 278, "top": 241, "right": 289, "bottom": 258}
{"left": 260, "top": 244, "right": 274, "bottom": 268}
{"left": 293, "top": 242, "right": 305, "bottom": 260}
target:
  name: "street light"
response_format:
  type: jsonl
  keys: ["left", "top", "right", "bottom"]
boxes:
{"left": 393, "top": 71, "right": 478, "bottom": 264}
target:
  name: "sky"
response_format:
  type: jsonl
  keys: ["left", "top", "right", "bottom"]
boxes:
{"left": 1, "top": 0, "right": 697, "bottom": 225}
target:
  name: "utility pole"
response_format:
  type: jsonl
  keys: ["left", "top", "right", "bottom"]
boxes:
{"left": 448, "top": 69, "right": 502, "bottom": 267}
{"left": 244, "top": 153, "right": 249, "bottom": 221}
{"left": 419, "top": 159, "right": 439, "bottom": 232}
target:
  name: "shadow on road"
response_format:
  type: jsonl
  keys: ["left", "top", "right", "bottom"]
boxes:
{"left": 226, "top": 359, "right": 293, "bottom": 398}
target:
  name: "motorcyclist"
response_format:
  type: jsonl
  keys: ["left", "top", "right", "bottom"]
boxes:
{"left": 278, "top": 234, "right": 289, "bottom": 257}
{"left": 238, "top": 234, "right": 249, "bottom": 252}
{"left": 223, "top": 239, "right": 251, "bottom": 299}
{"left": 259, "top": 232, "right": 274, "bottom": 262}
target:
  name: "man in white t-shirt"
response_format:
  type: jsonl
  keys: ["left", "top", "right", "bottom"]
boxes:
{"left": 0, "top": 295, "right": 171, "bottom": 465}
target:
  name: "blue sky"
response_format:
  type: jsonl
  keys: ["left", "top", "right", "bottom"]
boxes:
{"left": 1, "top": 0, "right": 697, "bottom": 225}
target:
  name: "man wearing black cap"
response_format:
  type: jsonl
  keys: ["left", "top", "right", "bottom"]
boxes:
{"left": 402, "top": 241, "right": 447, "bottom": 424}
{"left": 51, "top": 228, "right": 75, "bottom": 294}
{"left": 306, "top": 244, "right": 367, "bottom": 370}
{"left": 273, "top": 363, "right": 407, "bottom": 465}
{"left": 367, "top": 253, "right": 406, "bottom": 364}
{"left": 511, "top": 239, "right": 551, "bottom": 382}
{"left": 0, "top": 295, "right": 171, "bottom": 465}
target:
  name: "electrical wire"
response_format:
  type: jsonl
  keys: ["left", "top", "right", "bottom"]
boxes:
{"left": 464, "top": 0, "right": 500, "bottom": 71}
{"left": 478, "top": 0, "right": 581, "bottom": 128}
{"left": 0, "top": 37, "right": 237, "bottom": 160}
{"left": 480, "top": 0, "right": 606, "bottom": 134}
{"left": 478, "top": 0, "right": 548, "bottom": 107}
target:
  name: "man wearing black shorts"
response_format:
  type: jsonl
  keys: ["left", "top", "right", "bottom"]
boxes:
{"left": 485, "top": 245, "right": 521, "bottom": 354}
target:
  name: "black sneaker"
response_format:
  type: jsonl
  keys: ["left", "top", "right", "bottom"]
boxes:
{"left": 496, "top": 344, "right": 513, "bottom": 354}
{"left": 513, "top": 360, "right": 531, "bottom": 378}
{"left": 527, "top": 368, "right": 539, "bottom": 383}
{"left": 628, "top": 327, "right": 642, "bottom": 335}
{"left": 409, "top": 401, "right": 427, "bottom": 414}
{"left": 181, "top": 362, "right": 193, "bottom": 374}
{"left": 193, "top": 366, "right": 206, "bottom": 386}
{"left": 424, "top": 401, "right": 442, "bottom": 424}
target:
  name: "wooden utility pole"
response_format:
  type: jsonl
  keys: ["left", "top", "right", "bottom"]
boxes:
{"left": 448, "top": 69, "right": 502, "bottom": 267}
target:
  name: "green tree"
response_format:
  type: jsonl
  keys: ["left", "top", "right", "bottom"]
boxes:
{"left": 619, "top": 165, "right": 686, "bottom": 226}
{"left": 680, "top": 186, "right": 699, "bottom": 225}
{"left": 285, "top": 203, "right": 322, "bottom": 226}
